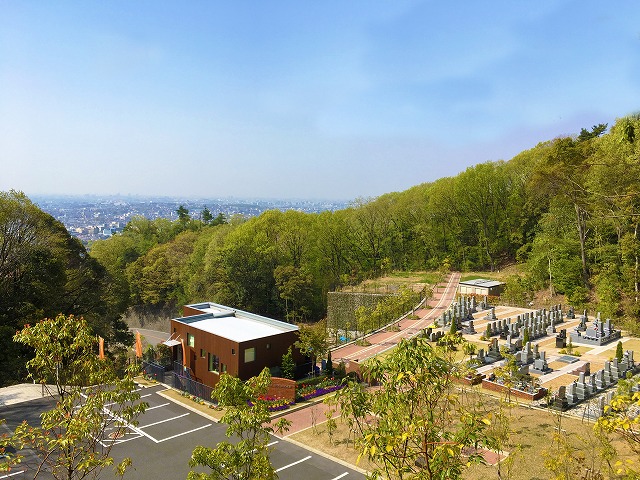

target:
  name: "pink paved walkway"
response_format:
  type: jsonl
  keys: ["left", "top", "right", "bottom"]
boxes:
{"left": 271, "top": 401, "right": 340, "bottom": 436}
{"left": 272, "top": 273, "right": 461, "bottom": 437}
{"left": 332, "top": 272, "right": 461, "bottom": 363}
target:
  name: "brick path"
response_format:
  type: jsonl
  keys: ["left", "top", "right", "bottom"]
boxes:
{"left": 332, "top": 272, "right": 461, "bottom": 363}
{"left": 271, "top": 400, "right": 341, "bottom": 436}
{"left": 274, "top": 273, "right": 461, "bottom": 437}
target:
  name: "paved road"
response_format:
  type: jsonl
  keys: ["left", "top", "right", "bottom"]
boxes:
{"left": 332, "top": 272, "right": 461, "bottom": 363}
{"left": 0, "top": 385, "right": 364, "bottom": 480}
{"left": 133, "top": 328, "right": 170, "bottom": 347}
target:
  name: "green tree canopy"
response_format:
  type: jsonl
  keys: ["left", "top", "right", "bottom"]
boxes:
{"left": 335, "top": 336, "right": 493, "bottom": 479}
{"left": 1, "top": 314, "right": 146, "bottom": 479}
{"left": 188, "top": 368, "right": 290, "bottom": 480}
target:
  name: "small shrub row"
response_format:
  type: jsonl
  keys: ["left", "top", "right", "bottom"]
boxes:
{"left": 249, "top": 395, "right": 295, "bottom": 412}
{"left": 296, "top": 377, "right": 344, "bottom": 401}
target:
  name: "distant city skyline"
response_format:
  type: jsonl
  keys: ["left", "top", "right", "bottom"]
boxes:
{"left": 2, "top": 2, "right": 639, "bottom": 200}
{"left": 33, "top": 194, "right": 349, "bottom": 244}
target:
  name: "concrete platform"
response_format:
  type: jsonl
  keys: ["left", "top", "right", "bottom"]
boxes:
{"left": 0, "top": 383, "right": 54, "bottom": 406}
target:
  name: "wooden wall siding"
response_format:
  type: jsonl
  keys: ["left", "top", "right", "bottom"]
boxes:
{"left": 236, "top": 331, "right": 301, "bottom": 380}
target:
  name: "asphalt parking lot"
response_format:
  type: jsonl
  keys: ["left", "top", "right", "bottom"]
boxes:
{"left": 0, "top": 397, "right": 56, "bottom": 480}
{"left": 1, "top": 384, "right": 364, "bottom": 480}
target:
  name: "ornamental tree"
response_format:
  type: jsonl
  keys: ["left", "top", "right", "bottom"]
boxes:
{"left": 334, "top": 336, "right": 495, "bottom": 480}
{"left": 188, "top": 368, "right": 290, "bottom": 480}
{"left": 0, "top": 314, "right": 146, "bottom": 479}
{"left": 295, "top": 319, "right": 328, "bottom": 377}
{"left": 280, "top": 347, "right": 296, "bottom": 380}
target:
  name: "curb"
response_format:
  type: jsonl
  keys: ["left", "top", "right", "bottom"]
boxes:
{"left": 281, "top": 435, "right": 370, "bottom": 476}
{"left": 155, "top": 388, "right": 221, "bottom": 423}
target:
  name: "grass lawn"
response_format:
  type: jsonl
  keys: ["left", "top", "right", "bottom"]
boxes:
{"left": 288, "top": 389, "right": 636, "bottom": 480}
{"left": 343, "top": 271, "right": 439, "bottom": 294}
{"left": 459, "top": 265, "right": 524, "bottom": 283}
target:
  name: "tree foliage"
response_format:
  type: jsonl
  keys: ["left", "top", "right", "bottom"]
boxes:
{"left": 280, "top": 346, "right": 296, "bottom": 380}
{"left": 0, "top": 191, "right": 130, "bottom": 386}
{"left": 49, "top": 114, "right": 637, "bottom": 335}
{"left": 295, "top": 319, "right": 328, "bottom": 376}
{"left": 188, "top": 368, "right": 290, "bottom": 480}
{"left": 597, "top": 373, "right": 640, "bottom": 469}
{"left": 0, "top": 314, "right": 146, "bottom": 479}
{"left": 334, "top": 336, "right": 493, "bottom": 479}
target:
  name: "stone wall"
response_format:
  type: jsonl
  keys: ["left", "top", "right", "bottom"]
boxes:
{"left": 481, "top": 379, "right": 547, "bottom": 401}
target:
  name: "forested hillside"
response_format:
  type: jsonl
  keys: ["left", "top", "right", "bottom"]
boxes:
{"left": 85, "top": 116, "right": 640, "bottom": 334}
{"left": 3, "top": 116, "right": 640, "bottom": 386}
{"left": 0, "top": 191, "right": 132, "bottom": 386}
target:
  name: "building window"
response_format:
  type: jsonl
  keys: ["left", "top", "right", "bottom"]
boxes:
{"left": 200, "top": 348, "right": 206, "bottom": 358}
{"left": 244, "top": 347, "right": 255, "bottom": 363}
{"left": 266, "top": 343, "right": 271, "bottom": 350}
{"left": 221, "top": 363, "right": 227, "bottom": 373}
{"left": 208, "top": 353, "right": 219, "bottom": 373}
{"left": 231, "top": 348, "right": 235, "bottom": 355}
{"left": 187, "top": 333, "right": 195, "bottom": 348}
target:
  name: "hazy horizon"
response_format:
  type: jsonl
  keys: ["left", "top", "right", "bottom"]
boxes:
{"left": 3, "top": 2, "right": 639, "bottom": 200}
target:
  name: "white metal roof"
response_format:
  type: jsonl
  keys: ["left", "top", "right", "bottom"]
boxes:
{"left": 173, "top": 303, "right": 298, "bottom": 343}
{"left": 458, "top": 278, "right": 504, "bottom": 288}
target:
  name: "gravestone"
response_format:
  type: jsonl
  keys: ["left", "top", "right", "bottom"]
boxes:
{"left": 462, "top": 320, "right": 476, "bottom": 335}
{"left": 551, "top": 386, "right": 569, "bottom": 411}
{"left": 476, "top": 348, "right": 486, "bottom": 364}
{"left": 576, "top": 372, "right": 588, "bottom": 401}
{"left": 565, "top": 382, "right": 578, "bottom": 404}
{"left": 584, "top": 396, "right": 606, "bottom": 419}
{"left": 611, "top": 358, "right": 621, "bottom": 380}
{"left": 547, "top": 316, "right": 556, "bottom": 335}
{"left": 603, "top": 361, "right": 613, "bottom": 385}
{"left": 487, "top": 338, "right": 503, "bottom": 361}
{"left": 518, "top": 342, "right": 533, "bottom": 364}
{"left": 556, "top": 329, "right": 567, "bottom": 348}
{"left": 531, "top": 350, "right": 551, "bottom": 374}
{"left": 577, "top": 311, "right": 588, "bottom": 332}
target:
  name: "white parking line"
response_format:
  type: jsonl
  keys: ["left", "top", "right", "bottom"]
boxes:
{"left": 330, "top": 473, "right": 349, "bottom": 480}
{"left": 275, "top": 455, "right": 312, "bottom": 472}
{"left": 81, "top": 391, "right": 213, "bottom": 446}
{"left": 0, "top": 470, "right": 26, "bottom": 479}
{"left": 157, "top": 424, "right": 212, "bottom": 443}
{"left": 145, "top": 402, "right": 170, "bottom": 411}
{"left": 80, "top": 392, "right": 159, "bottom": 446}
{"left": 267, "top": 441, "right": 279, "bottom": 447}
{"left": 140, "top": 413, "right": 190, "bottom": 429}
{"left": 102, "top": 393, "right": 153, "bottom": 408}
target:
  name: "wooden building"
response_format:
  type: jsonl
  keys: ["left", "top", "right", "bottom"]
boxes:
{"left": 168, "top": 302, "right": 302, "bottom": 388}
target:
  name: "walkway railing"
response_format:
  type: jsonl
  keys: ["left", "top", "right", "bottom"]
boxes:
{"left": 172, "top": 361, "right": 215, "bottom": 403}
{"left": 141, "top": 360, "right": 166, "bottom": 383}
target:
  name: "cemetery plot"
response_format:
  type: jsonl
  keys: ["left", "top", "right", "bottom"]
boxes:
{"left": 436, "top": 296, "right": 639, "bottom": 417}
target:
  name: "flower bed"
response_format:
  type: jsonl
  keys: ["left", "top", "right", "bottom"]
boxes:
{"left": 253, "top": 395, "right": 295, "bottom": 412}
{"left": 296, "top": 377, "right": 345, "bottom": 401}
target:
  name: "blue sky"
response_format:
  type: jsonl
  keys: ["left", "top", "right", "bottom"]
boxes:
{"left": 1, "top": 1, "right": 639, "bottom": 201}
